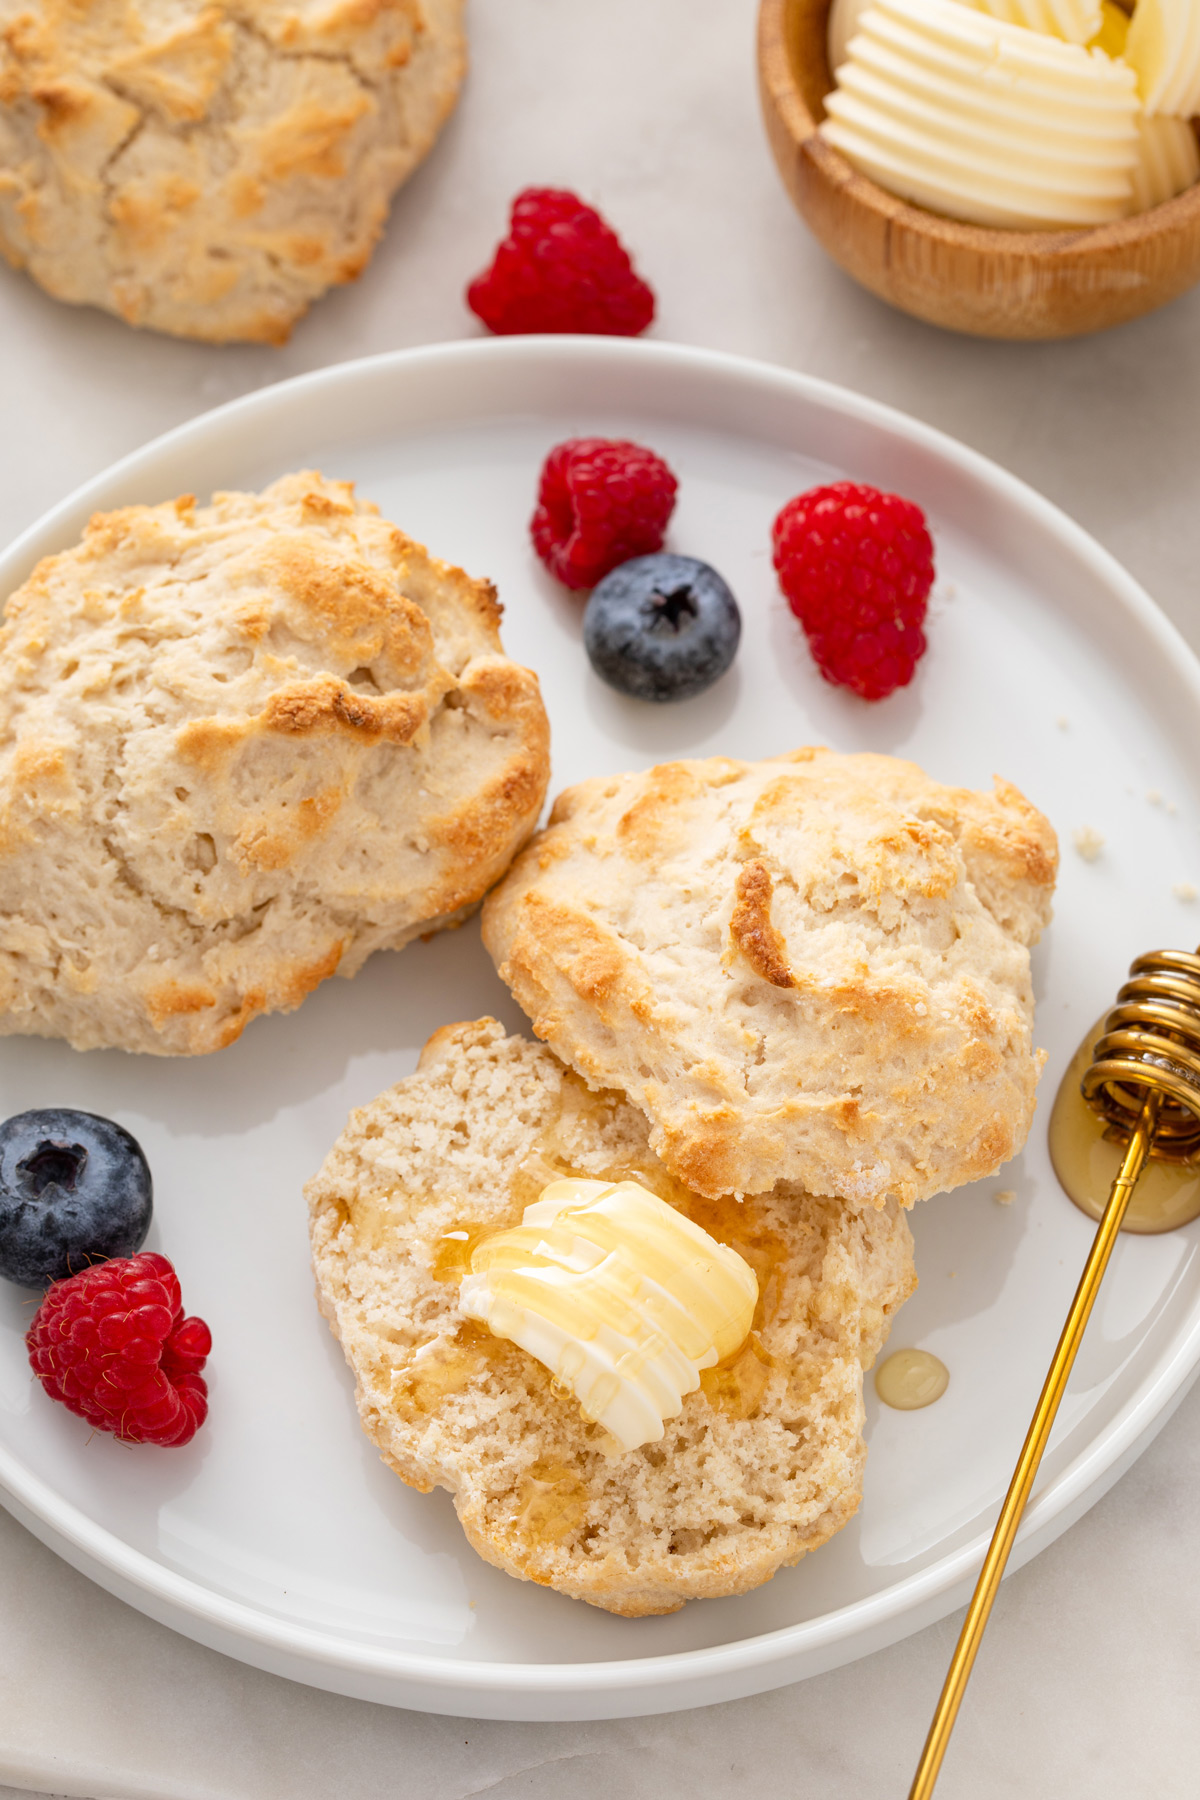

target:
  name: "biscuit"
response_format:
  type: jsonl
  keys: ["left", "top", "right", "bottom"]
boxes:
{"left": 0, "top": 471, "right": 549, "bottom": 1054}
{"left": 482, "top": 749, "right": 1057, "bottom": 1206}
{"left": 0, "top": 0, "right": 464, "bottom": 343}
{"left": 306, "top": 1018, "right": 916, "bottom": 1616}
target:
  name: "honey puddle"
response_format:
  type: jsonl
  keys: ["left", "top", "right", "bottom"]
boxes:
{"left": 875, "top": 1348, "right": 949, "bottom": 1410}
{"left": 1050, "top": 1023, "right": 1200, "bottom": 1234}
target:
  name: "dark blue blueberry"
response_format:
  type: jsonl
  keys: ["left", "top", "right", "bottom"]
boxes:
{"left": 0, "top": 1109, "right": 152, "bottom": 1289}
{"left": 583, "top": 553, "right": 741, "bottom": 702}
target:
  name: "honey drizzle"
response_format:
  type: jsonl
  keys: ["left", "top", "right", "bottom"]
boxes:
{"left": 562, "top": 1143, "right": 786, "bottom": 1422}
{"left": 699, "top": 1332, "right": 774, "bottom": 1418}
{"left": 430, "top": 1226, "right": 490, "bottom": 1283}
{"left": 393, "top": 1322, "right": 491, "bottom": 1416}
{"left": 346, "top": 1184, "right": 396, "bottom": 1253}
{"left": 514, "top": 1461, "right": 589, "bottom": 1541}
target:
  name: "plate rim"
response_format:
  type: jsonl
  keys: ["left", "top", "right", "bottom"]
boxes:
{"left": 3, "top": 332, "right": 1200, "bottom": 1711}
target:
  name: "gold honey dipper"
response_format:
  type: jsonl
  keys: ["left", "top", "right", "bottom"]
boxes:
{"left": 909, "top": 947, "right": 1200, "bottom": 1799}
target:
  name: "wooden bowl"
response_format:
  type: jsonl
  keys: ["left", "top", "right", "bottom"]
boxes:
{"left": 757, "top": 0, "right": 1200, "bottom": 339}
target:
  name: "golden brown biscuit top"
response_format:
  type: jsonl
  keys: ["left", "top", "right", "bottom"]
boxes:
{"left": 0, "top": 471, "right": 549, "bottom": 1055}
{"left": 0, "top": 0, "right": 465, "bottom": 342}
{"left": 483, "top": 749, "right": 1057, "bottom": 1206}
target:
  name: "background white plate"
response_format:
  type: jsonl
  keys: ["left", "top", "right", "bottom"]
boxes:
{"left": 0, "top": 337, "right": 1198, "bottom": 1722}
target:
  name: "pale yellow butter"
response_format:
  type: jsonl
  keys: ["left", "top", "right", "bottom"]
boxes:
{"left": 458, "top": 1178, "right": 757, "bottom": 1453}
{"left": 831, "top": 0, "right": 1108, "bottom": 72}
{"left": 963, "top": 0, "right": 1102, "bottom": 46}
{"left": 821, "top": 0, "right": 1140, "bottom": 228}
{"left": 1126, "top": 0, "right": 1200, "bottom": 119}
{"left": 829, "top": 0, "right": 874, "bottom": 70}
{"left": 1129, "top": 109, "right": 1200, "bottom": 210}
{"left": 832, "top": 0, "right": 1104, "bottom": 66}
{"left": 1089, "top": 0, "right": 1130, "bottom": 59}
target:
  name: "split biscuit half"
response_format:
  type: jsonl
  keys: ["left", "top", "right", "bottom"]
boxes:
{"left": 306, "top": 1018, "right": 916, "bottom": 1616}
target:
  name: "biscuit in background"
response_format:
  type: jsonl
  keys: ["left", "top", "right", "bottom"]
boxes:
{"left": 483, "top": 748, "right": 1058, "bottom": 1206}
{"left": 0, "top": 471, "right": 548, "bottom": 1054}
{"left": 307, "top": 1018, "right": 916, "bottom": 1617}
{"left": 0, "top": 0, "right": 465, "bottom": 343}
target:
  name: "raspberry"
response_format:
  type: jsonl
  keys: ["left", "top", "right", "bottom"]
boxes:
{"left": 772, "top": 482, "right": 935, "bottom": 701}
{"left": 467, "top": 188, "right": 655, "bottom": 337}
{"left": 531, "top": 437, "right": 678, "bottom": 590}
{"left": 27, "top": 1252, "right": 211, "bottom": 1447}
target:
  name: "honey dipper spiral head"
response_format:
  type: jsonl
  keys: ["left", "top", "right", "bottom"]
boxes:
{"left": 1081, "top": 950, "right": 1200, "bottom": 1160}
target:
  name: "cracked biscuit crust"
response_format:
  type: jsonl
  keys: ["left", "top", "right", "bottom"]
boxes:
{"left": 0, "top": 471, "right": 549, "bottom": 1054}
{"left": 306, "top": 1019, "right": 916, "bottom": 1615}
{"left": 482, "top": 749, "right": 1058, "bottom": 1207}
{"left": 0, "top": 0, "right": 465, "bottom": 343}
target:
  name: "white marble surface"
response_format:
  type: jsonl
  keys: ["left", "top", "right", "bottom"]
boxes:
{"left": 1, "top": 0, "right": 1199, "bottom": 1794}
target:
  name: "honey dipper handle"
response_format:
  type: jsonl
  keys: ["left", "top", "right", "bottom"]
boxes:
{"left": 908, "top": 1090, "right": 1161, "bottom": 1800}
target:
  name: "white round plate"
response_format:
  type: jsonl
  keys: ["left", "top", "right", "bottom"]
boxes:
{"left": 1, "top": 338, "right": 1198, "bottom": 1722}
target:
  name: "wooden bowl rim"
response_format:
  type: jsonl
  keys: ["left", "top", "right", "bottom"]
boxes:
{"left": 758, "top": 0, "right": 1200, "bottom": 264}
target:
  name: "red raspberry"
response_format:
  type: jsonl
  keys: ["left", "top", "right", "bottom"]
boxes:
{"left": 772, "top": 482, "right": 935, "bottom": 701}
{"left": 467, "top": 188, "right": 655, "bottom": 337}
{"left": 531, "top": 437, "right": 678, "bottom": 590}
{"left": 27, "top": 1252, "right": 211, "bottom": 1447}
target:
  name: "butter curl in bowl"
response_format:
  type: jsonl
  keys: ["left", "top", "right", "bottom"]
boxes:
{"left": 757, "top": 0, "right": 1200, "bottom": 337}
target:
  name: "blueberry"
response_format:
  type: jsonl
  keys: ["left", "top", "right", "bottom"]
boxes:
{"left": 0, "top": 1109, "right": 152, "bottom": 1289}
{"left": 583, "top": 554, "right": 741, "bottom": 702}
